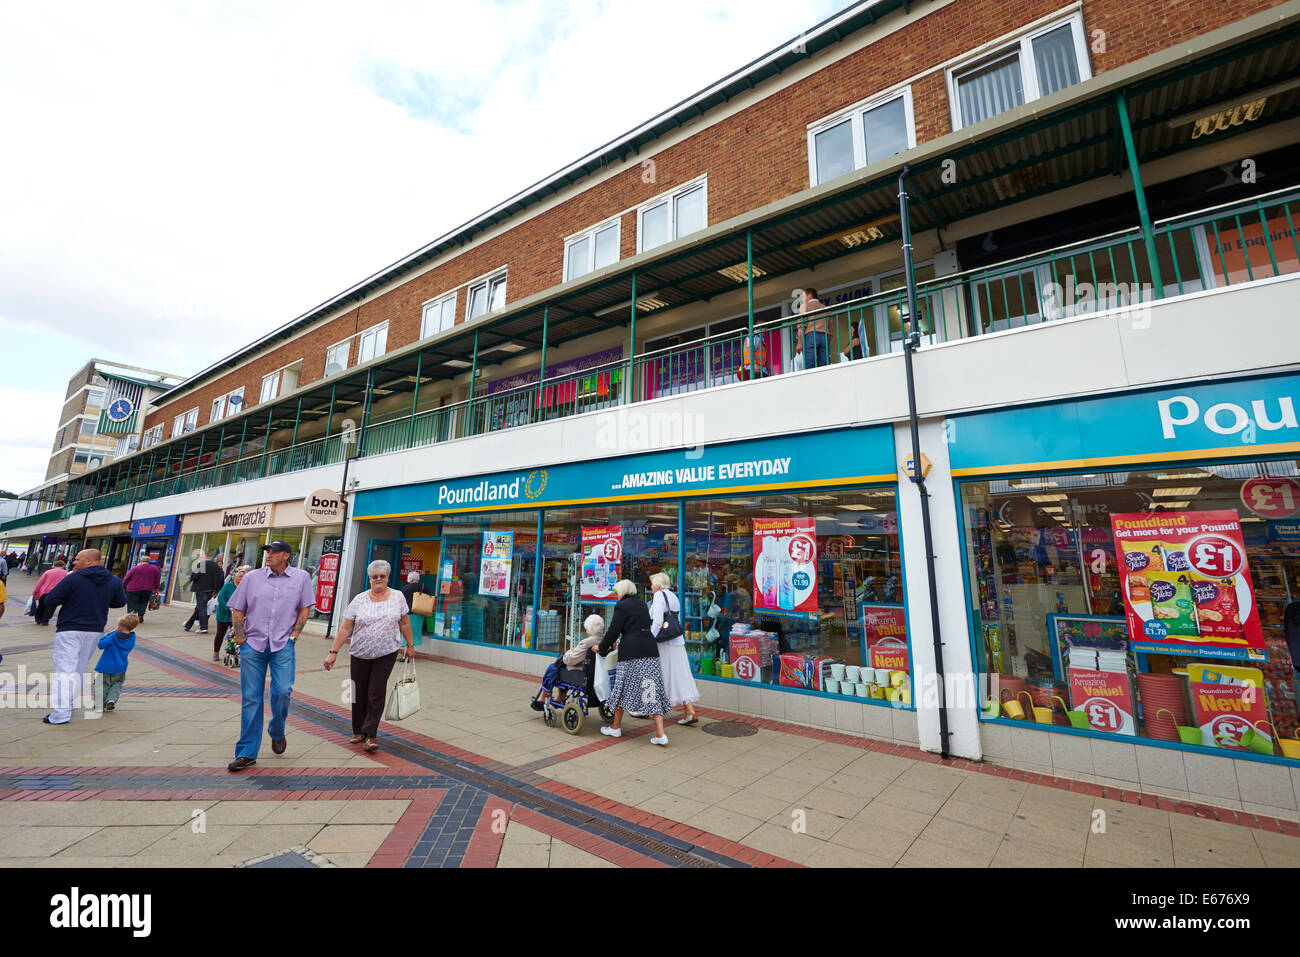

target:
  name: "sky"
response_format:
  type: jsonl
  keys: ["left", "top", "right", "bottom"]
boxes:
{"left": 0, "top": 0, "right": 850, "bottom": 495}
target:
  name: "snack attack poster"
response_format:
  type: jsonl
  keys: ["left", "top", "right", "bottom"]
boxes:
{"left": 752, "top": 517, "right": 818, "bottom": 618}
{"left": 1110, "top": 510, "right": 1265, "bottom": 661}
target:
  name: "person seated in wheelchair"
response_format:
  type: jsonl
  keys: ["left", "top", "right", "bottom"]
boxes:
{"left": 530, "top": 614, "right": 605, "bottom": 712}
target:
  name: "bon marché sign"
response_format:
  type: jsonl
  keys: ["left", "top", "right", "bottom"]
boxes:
{"left": 353, "top": 426, "right": 897, "bottom": 519}
{"left": 304, "top": 489, "right": 343, "bottom": 524}
{"left": 221, "top": 505, "right": 269, "bottom": 529}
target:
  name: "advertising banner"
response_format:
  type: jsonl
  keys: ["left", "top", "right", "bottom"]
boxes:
{"left": 1187, "top": 664, "right": 1270, "bottom": 751}
{"left": 315, "top": 535, "right": 342, "bottom": 614}
{"left": 580, "top": 526, "right": 622, "bottom": 602}
{"left": 1110, "top": 510, "right": 1265, "bottom": 661}
{"left": 478, "top": 531, "right": 515, "bottom": 597}
{"left": 1068, "top": 667, "right": 1137, "bottom": 735}
{"left": 399, "top": 555, "right": 423, "bottom": 580}
{"left": 752, "top": 517, "right": 817, "bottom": 618}
{"left": 729, "top": 634, "right": 763, "bottom": 683}
{"left": 869, "top": 636, "right": 909, "bottom": 672}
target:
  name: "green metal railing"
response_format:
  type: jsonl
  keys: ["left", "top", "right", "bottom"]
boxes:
{"left": 8, "top": 189, "right": 1298, "bottom": 533}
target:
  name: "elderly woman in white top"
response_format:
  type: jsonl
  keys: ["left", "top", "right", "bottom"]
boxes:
{"left": 650, "top": 571, "right": 700, "bottom": 725}
{"left": 324, "top": 559, "right": 414, "bottom": 753}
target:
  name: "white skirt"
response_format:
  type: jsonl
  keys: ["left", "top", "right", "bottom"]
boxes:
{"left": 657, "top": 641, "right": 700, "bottom": 707}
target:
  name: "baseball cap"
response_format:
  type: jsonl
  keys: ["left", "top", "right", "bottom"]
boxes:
{"left": 262, "top": 540, "right": 293, "bottom": 554}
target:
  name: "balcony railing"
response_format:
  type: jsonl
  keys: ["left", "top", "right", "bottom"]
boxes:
{"left": 7, "top": 189, "right": 1297, "bottom": 532}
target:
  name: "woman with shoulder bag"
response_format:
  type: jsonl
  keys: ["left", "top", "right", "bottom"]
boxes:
{"left": 650, "top": 572, "right": 700, "bottom": 725}
{"left": 324, "top": 559, "right": 414, "bottom": 753}
{"left": 597, "top": 579, "right": 670, "bottom": 746}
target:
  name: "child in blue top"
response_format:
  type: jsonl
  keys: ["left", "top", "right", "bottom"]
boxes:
{"left": 95, "top": 612, "right": 139, "bottom": 712}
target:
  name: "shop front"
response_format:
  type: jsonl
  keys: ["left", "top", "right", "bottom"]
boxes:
{"left": 950, "top": 371, "right": 1300, "bottom": 770}
{"left": 352, "top": 425, "right": 916, "bottom": 708}
{"left": 85, "top": 522, "right": 134, "bottom": 577}
{"left": 129, "top": 514, "right": 180, "bottom": 606}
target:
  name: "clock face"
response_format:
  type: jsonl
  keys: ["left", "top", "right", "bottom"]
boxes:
{"left": 107, "top": 398, "right": 134, "bottom": 421}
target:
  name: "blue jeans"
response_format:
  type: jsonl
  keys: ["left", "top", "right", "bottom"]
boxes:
{"left": 803, "top": 332, "right": 829, "bottom": 369}
{"left": 237, "top": 641, "right": 295, "bottom": 759}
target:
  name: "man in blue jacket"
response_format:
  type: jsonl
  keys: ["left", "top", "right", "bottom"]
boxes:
{"left": 41, "top": 549, "right": 127, "bottom": 724}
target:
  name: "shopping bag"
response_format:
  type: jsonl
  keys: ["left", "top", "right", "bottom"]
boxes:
{"left": 411, "top": 592, "right": 434, "bottom": 617}
{"left": 206, "top": 596, "right": 219, "bottom": 616}
{"left": 593, "top": 652, "right": 614, "bottom": 701}
{"left": 24, "top": 595, "right": 36, "bottom": 616}
{"left": 384, "top": 656, "right": 421, "bottom": 721}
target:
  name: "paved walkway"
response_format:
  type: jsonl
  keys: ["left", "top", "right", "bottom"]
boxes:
{"left": 1, "top": 588, "right": 1298, "bottom": 868}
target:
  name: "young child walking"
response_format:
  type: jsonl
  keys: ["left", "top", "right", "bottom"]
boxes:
{"left": 95, "top": 612, "right": 139, "bottom": 712}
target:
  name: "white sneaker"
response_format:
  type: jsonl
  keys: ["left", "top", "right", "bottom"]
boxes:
{"left": 650, "top": 735, "right": 668, "bottom": 746}
{"left": 599, "top": 726, "right": 622, "bottom": 738}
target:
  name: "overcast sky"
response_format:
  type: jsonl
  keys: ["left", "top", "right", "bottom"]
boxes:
{"left": 0, "top": 0, "right": 848, "bottom": 496}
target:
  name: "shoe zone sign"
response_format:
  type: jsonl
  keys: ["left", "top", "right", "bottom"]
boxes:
{"left": 947, "top": 372, "right": 1300, "bottom": 474}
{"left": 352, "top": 426, "right": 897, "bottom": 519}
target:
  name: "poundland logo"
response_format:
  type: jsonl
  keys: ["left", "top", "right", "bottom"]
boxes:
{"left": 50, "top": 887, "right": 151, "bottom": 937}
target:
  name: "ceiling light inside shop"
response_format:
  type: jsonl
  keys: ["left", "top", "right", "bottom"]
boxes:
{"left": 1040, "top": 506, "right": 1064, "bottom": 513}
{"left": 637, "top": 297, "right": 668, "bottom": 312}
{"left": 803, "top": 495, "right": 839, "bottom": 501}
{"left": 1154, "top": 501, "right": 1191, "bottom": 509}
{"left": 767, "top": 508, "right": 801, "bottom": 514}
{"left": 1010, "top": 479, "right": 1058, "bottom": 489}
{"left": 444, "top": 359, "right": 472, "bottom": 368}
{"left": 1027, "top": 494, "right": 1068, "bottom": 502}
{"left": 838, "top": 504, "right": 876, "bottom": 511}
{"left": 1154, "top": 487, "right": 1202, "bottom": 497}
{"left": 1153, "top": 471, "right": 1211, "bottom": 480}
{"left": 716, "top": 262, "right": 768, "bottom": 283}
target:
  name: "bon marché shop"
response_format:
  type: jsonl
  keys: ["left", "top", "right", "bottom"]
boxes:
{"left": 948, "top": 371, "right": 1300, "bottom": 767}
{"left": 352, "top": 425, "right": 917, "bottom": 707}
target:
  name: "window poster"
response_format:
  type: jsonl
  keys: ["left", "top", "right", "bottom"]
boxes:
{"left": 752, "top": 517, "right": 817, "bottom": 618}
{"left": 580, "top": 525, "right": 622, "bottom": 602}
{"left": 478, "top": 530, "right": 514, "bottom": 597}
{"left": 1110, "top": 510, "right": 1265, "bottom": 661}
{"left": 1186, "top": 663, "right": 1270, "bottom": 751}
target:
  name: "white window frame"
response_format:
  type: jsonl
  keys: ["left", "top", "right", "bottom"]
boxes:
{"left": 143, "top": 424, "right": 164, "bottom": 450}
{"left": 420, "top": 292, "right": 458, "bottom": 338}
{"left": 637, "top": 176, "right": 708, "bottom": 254}
{"left": 357, "top": 321, "right": 389, "bottom": 364}
{"left": 324, "top": 339, "right": 350, "bottom": 375}
{"left": 226, "top": 386, "right": 245, "bottom": 416}
{"left": 466, "top": 272, "right": 508, "bottom": 321}
{"left": 563, "top": 218, "right": 622, "bottom": 282}
{"left": 806, "top": 87, "right": 916, "bottom": 186}
{"left": 946, "top": 12, "right": 1091, "bottom": 131}
{"left": 172, "top": 407, "right": 199, "bottom": 437}
{"left": 211, "top": 395, "right": 226, "bottom": 423}
{"left": 260, "top": 371, "right": 281, "bottom": 403}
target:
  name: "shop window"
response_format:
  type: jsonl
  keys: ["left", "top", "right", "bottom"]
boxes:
{"left": 808, "top": 89, "right": 914, "bottom": 186}
{"left": 467, "top": 274, "right": 507, "bottom": 321}
{"left": 685, "top": 489, "right": 907, "bottom": 701}
{"left": 564, "top": 220, "right": 620, "bottom": 281}
{"left": 638, "top": 178, "right": 707, "bottom": 253}
{"left": 960, "top": 460, "right": 1300, "bottom": 756}
{"left": 420, "top": 293, "right": 457, "bottom": 338}
{"left": 948, "top": 14, "right": 1091, "bottom": 130}
{"left": 303, "top": 525, "right": 345, "bottom": 620}
{"left": 431, "top": 511, "right": 538, "bottom": 647}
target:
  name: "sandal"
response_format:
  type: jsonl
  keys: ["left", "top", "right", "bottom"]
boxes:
{"left": 364, "top": 738, "right": 379, "bottom": 753}
{"left": 348, "top": 734, "right": 365, "bottom": 744}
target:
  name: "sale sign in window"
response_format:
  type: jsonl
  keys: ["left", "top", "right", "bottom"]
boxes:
{"left": 1110, "top": 510, "right": 1265, "bottom": 661}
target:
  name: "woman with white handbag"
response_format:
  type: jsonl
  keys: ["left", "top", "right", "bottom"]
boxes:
{"left": 649, "top": 572, "right": 700, "bottom": 726}
{"left": 324, "top": 559, "right": 415, "bottom": 753}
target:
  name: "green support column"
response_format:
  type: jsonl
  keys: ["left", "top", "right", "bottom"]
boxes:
{"left": 537, "top": 305, "right": 548, "bottom": 420}
{"left": 1116, "top": 92, "right": 1165, "bottom": 298}
{"left": 193, "top": 432, "right": 205, "bottom": 489}
{"left": 465, "top": 331, "right": 479, "bottom": 438}
{"left": 214, "top": 425, "right": 227, "bottom": 481}
{"left": 746, "top": 229, "right": 755, "bottom": 345}
{"left": 173, "top": 439, "right": 188, "bottom": 494}
{"left": 160, "top": 445, "right": 173, "bottom": 495}
{"left": 357, "top": 370, "right": 375, "bottom": 455}
{"left": 260, "top": 406, "right": 273, "bottom": 477}
{"left": 236, "top": 415, "right": 249, "bottom": 477}
{"left": 324, "top": 383, "right": 337, "bottom": 463}
{"left": 143, "top": 451, "right": 156, "bottom": 497}
{"left": 408, "top": 352, "right": 423, "bottom": 448}
{"left": 290, "top": 396, "right": 302, "bottom": 450}
{"left": 628, "top": 271, "right": 637, "bottom": 402}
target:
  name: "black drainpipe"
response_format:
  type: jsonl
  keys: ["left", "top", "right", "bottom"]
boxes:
{"left": 899, "top": 165, "right": 951, "bottom": 760}
{"left": 326, "top": 370, "right": 373, "bottom": 640}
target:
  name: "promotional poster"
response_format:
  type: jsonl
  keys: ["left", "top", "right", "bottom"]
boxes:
{"left": 580, "top": 525, "right": 622, "bottom": 601}
{"left": 752, "top": 516, "right": 817, "bottom": 618}
{"left": 1186, "top": 663, "right": 1270, "bottom": 751}
{"left": 478, "top": 530, "right": 514, "bottom": 597}
{"left": 1110, "top": 510, "right": 1265, "bottom": 661}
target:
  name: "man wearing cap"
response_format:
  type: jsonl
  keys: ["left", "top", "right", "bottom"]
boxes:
{"left": 225, "top": 541, "right": 316, "bottom": 772}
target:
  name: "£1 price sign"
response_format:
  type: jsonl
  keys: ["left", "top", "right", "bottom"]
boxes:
{"left": 1241, "top": 477, "right": 1300, "bottom": 519}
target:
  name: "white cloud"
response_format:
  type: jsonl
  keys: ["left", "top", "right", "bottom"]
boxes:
{"left": 0, "top": 0, "right": 846, "bottom": 497}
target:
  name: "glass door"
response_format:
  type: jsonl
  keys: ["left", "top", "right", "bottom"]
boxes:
{"left": 436, "top": 535, "right": 481, "bottom": 641}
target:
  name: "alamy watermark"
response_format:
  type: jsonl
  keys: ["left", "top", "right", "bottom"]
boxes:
{"left": 595, "top": 409, "right": 706, "bottom": 458}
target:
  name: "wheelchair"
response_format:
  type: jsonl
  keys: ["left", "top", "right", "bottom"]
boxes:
{"left": 541, "top": 656, "right": 616, "bottom": 735}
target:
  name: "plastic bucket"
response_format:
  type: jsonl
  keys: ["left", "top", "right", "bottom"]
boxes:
{"left": 1177, "top": 726, "right": 1204, "bottom": 746}
{"left": 1239, "top": 721, "right": 1276, "bottom": 756}
{"left": 1280, "top": 736, "right": 1300, "bottom": 759}
{"left": 983, "top": 697, "right": 1000, "bottom": 718}
{"left": 700, "top": 657, "right": 714, "bottom": 676}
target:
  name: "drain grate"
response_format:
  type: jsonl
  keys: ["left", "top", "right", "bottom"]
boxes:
{"left": 239, "top": 846, "right": 334, "bottom": 868}
{"left": 702, "top": 721, "right": 758, "bottom": 737}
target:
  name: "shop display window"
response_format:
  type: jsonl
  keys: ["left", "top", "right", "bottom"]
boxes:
{"left": 960, "top": 459, "right": 1300, "bottom": 761}
{"left": 684, "top": 488, "right": 909, "bottom": 703}
{"left": 303, "top": 525, "right": 344, "bottom": 620}
{"left": 538, "top": 504, "right": 680, "bottom": 655}
{"left": 436, "top": 511, "right": 538, "bottom": 648}
{"left": 172, "top": 532, "right": 208, "bottom": 603}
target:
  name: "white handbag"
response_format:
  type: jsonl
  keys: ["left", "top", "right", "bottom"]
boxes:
{"left": 384, "top": 656, "right": 421, "bottom": 721}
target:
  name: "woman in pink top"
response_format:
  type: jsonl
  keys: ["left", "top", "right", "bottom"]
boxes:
{"left": 323, "top": 559, "right": 414, "bottom": 753}
{"left": 32, "top": 557, "right": 69, "bottom": 626}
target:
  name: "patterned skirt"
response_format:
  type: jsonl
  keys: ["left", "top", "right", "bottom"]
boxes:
{"left": 607, "top": 656, "right": 671, "bottom": 716}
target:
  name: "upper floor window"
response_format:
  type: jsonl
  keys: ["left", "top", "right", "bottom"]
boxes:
{"left": 211, "top": 396, "right": 225, "bottom": 423}
{"left": 172, "top": 408, "right": 198, "bottom": 437}
{"left": 564, "top": 220, "right": 620, "bottom": 281}
{"left": 79, "top": 417, "right": 98, "bottom": 438}
{"left": 638, "top": 178, "right": 706, "bottom": 253}
{"left": 421, "top": 293, "right": 457, "bottom": 338}
{"left": 260, "top": 371, "right": 281, "bottom": 403}
{"left": 809, "top": 89, "right": 914, "bottom": 185}
{"left": 324, "top": 340, "right": 349, "bottom": 376}
{"left": 948, "top": 14, "right": 1090, "bottom": 130}
{"left": 85, "top": 390, "right": 104, "bottom": 408}
{"left": 227, "top": 386, "right": 245, "bottom": 415}
{"left": 358, "top": 323, "right": 388, "bottom": 363}
{"left": 142, "top": 424, "right": 163, "bottom": 450}
{"left": 467, "top": 275, "right": 506, "bottom": 321}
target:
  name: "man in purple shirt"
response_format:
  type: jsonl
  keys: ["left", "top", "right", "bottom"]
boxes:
{"left": 226, "top": 540, "right": 316, "bottom": 772}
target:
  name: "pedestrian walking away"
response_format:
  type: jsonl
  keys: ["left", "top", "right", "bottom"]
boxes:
{"left": 649, "top": 572, "right": 700, "bottom": 725}
{"left": 39, "top": 549, "right": 127, "bottom": 724}
{"left": 31, "top": 557, "right": 68, "bottom": 627}
{"left": 213, "top": 565, "right": 250, "bottom": 660}
{"left": 94, "top": 612, "right": 140, "bottom": 712}
{"left": 121, "top": 557, "right": 162, "bottom": 621}
{"left": 597, "top": 579, "right": 671, "bottom": 746}
{"left": 225, "top": 541, "right": 315, "bottom": 772}
{"left": 325, "top": 560, "right": 414, "bottom": 753}
{"left": 184, "top": 552, "right": 224, "bottom": 634}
